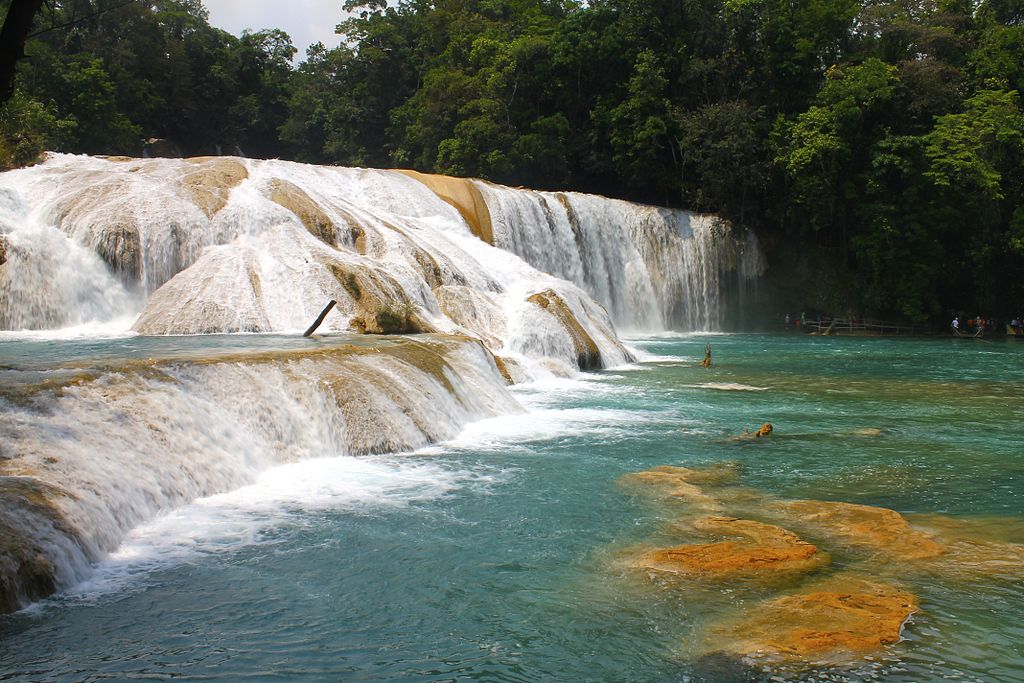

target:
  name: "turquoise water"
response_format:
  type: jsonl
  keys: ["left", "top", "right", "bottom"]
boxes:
{"left": 1, "top": 334, "right": 1022, "bottom": 682}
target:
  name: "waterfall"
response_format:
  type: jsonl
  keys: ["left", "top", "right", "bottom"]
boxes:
{"left": 0, "top": 153, "right": 764, "bottom": 611}
{"left": 474, "top": 183, "right": 763, "bottom": 333}
{"left": 0, "top": 335, "right": 518, "bottom": 612}
{"left": 0, "top": 155, "right": 762, "bottom": 349}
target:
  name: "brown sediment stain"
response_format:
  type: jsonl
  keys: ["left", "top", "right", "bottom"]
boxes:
{"left": 633, "top": 516, "right": 827, "bottom": 579}
{"left": 490, "top": 354, "right": 515, "bottom": 385}
{"left": 711, "top": 574, "right": 918, "bottom": 663}
{"left": 0, "top": 476, "right": 86, "bottom": 614}
{"left": 267, "top": 178, "right": 338, "bottom": 246}
{"left": 396, "top": 170, "right": 494, "bottom": 245}
{"left": 181, "top": 157, "right": 248, "bottom": 218}
{"left": 527, "top": 289, "right": 602, "bottom": 370}
{"left": 772, "top": 499, "right": 946, "bottom": 561}
{"left": 91, "top": 220, "right": 142, "bottom": 284}
{"left": 374, "top": 338, "right": 457, "bottom": 394}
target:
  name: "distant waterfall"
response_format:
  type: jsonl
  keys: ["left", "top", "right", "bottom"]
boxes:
{"left": 475, "top": 183, "right": 763, "bottom": 332}
{"left": 0, "top": 155, "right": 762, "bottom": 346}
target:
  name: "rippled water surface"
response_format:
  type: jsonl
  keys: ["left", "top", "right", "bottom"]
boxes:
{"left": 1, "top": 334, "right": 1022, "bottom": 682}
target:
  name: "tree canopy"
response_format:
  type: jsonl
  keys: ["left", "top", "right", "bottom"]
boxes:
{"left": 2, "top": 0, "right": 1023, "bottom": 323}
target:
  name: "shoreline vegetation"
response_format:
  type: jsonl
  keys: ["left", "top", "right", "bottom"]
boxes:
{"left": 1, "top": 0, "right": 1022, "bottom": 328}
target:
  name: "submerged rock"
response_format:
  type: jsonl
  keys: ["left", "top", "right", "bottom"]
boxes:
{"left": 773, "top": 499, "right": 946, "bottom": 561}
{"left": 631, "top": 516, "right": 827, "bottom": 579}
{"left": 711, "top": 574, "right": 918, "bottom": 663}
{"left": 619, "top": 464, "right": 741, "bottom": 511}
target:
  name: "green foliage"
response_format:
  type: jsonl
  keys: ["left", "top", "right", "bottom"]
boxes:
{"left": 924, "top": 89, "right": 1024, "bottom": 198}
{"left": 2, "top": 0, "right": 1024, "bottom": 319}
{"left": 0, "top": 91, "right": 73, "bottom": 169}
{"left": 376, "top": 302, "right": 419, "bottom": 334}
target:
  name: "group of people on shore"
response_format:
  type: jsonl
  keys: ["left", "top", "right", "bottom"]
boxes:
{"left": 951, "top": 315, "right": 1024, "bottom": 337}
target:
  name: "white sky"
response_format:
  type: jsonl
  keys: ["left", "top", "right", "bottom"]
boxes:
{"left": 202, "top": 0, "right": 346, "bottom": 59}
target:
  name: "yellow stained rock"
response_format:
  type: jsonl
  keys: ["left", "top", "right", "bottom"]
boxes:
{"left": 776, "top": 499, "right": 946, "bottom": 561}
{"left": 181, "top": 157, "right": 248, "bottom": 218}
{"left": 717, "top": 575, "right": 918, "bottom": 662}
{"left": 527, "top": 289, "right": 602, "bottom": 370}
{"left": 397, "top": 170, "right": 494, "bottom": 245}
{"left": 633, "top": 517, "right": 827, "bottom": 579}
{"left": 267, "top": 178, "right": 338, "bottom": 246}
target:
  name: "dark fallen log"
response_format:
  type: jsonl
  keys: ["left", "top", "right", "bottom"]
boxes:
{"left": 303, "top": 300, "right": 337, "bottom": 337}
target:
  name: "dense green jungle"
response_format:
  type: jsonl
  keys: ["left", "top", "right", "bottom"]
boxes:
{"left": 1, "top": 0, "right": 1022, "bottom": 325}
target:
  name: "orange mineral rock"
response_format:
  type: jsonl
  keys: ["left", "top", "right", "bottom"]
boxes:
{"left": 716, "top": 575, "right": 918, "bottom": 662}
{"left": 776, "top": 499, "right": 945, "bottom": 561}
{"left": 619, "top": 463, "right": 740, "bottom": 508}
{"left": 634, "top": 517, "right": 828, "bottom": 579}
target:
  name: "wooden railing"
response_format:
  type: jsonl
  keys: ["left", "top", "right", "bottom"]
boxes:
{"left": 799, "top": 317, "right": 922, "bottom": 335}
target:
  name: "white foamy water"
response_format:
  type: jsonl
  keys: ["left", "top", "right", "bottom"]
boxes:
{"left": 479, "top": 184, "right": 763, "bottom": 332}
{"left": 0, "top": 336, "right": 519, "bottom": 608}
{"left": 0, "top": 155, "right": 761, "bottom": 373}
{"left": 686, "top": 382, "right": 770, "bottom": 392}
{"left": 58, "top": 454, "right": 502, "bottom": 604}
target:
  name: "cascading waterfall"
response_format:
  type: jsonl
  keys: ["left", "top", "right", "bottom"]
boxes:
{"left": 0, "top": 335, "right": 518, "bottom": 612}
{"left": 0, "top": 153, "right": 764, "bottom": 612}
{"left": 475, "top": 183, "right": 763, "bottom": 332}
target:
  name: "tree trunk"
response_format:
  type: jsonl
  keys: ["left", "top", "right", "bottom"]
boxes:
{"left": 0, "top": 0, "right": 46, "bottom": 106}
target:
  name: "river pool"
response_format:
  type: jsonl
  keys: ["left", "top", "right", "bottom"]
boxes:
{"left": 1, "top": 334, "right": 1022, "bottom": 682}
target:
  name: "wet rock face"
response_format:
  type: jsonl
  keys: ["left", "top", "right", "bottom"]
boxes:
{"left": 0, "top": 234, "right": 7, "bottom": 266}
{"left": 181, "top": 157, "right": 248, "bottom": 218}
{"left": 398, "top": 170, "right": 495, "bottom": 245}
{"left": 267, "top": 178, "right": 337, "bottom": 246}
{"left": 0, "top": 477, "right": 88, "bottom": 614}
{"left": 92, "top": 221, "right": 142, "bottom": 284}
{"left": 527, "top": 289, "right": 602, "bottom": 370}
